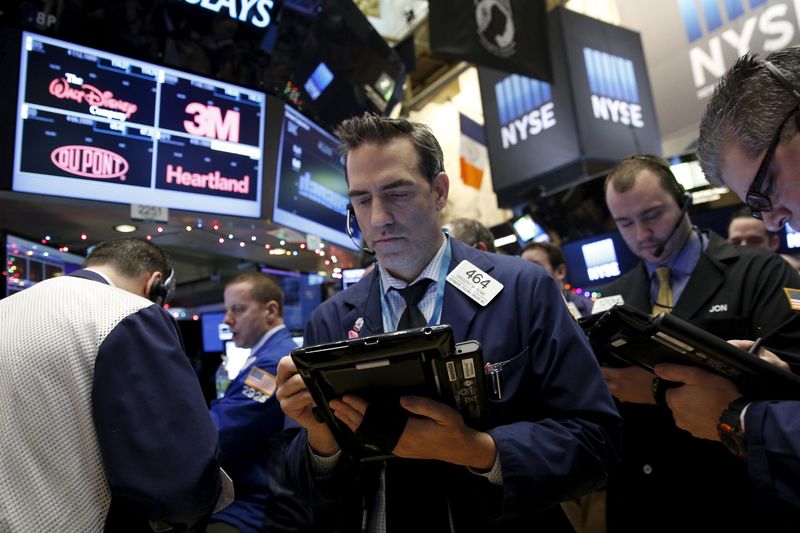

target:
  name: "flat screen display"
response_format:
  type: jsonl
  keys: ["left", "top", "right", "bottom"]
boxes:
{"left": 261, "top": 267, "right": 325, "bottom": 333}
{"left": 4, "top": 233, "right": 84, "bottom": 297}
{"left": 562, "top": 231, "right": 639, "bottom": 289}
{"left": 341, "top": 267, "right": 366, "bottom": 289}
{"left": 513, "top": 214, "right": 550, "bottom": 243}
{"left": 201, "top": 311, "right": 230, "bottom": 353}
{"left": 13, "top": 32, "right": 266, "bottom": 217}
{"left": 271, "top": 104, "right": 359, "bottom": 250}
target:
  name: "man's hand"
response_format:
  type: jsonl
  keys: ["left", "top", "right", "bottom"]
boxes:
{"left": 728, "top": 339, "right": 791, "bottom": 371}
{"left": 330, "top": 395, "right": 497, "bottom": 470}
{"left": 394, "top": 396, "right": 497, "bottom": 470}
{"left": 654, "top": 363, "right": 743, "bottom": 441}
{"left": 275, "top": 355, "right": 339, "bottom": 456}
{"left": 602, "top": 365, "right": 657, "bottom": 404}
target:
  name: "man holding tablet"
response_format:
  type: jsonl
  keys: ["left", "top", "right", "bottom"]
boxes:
{"left": 275, "top": 114, "right": 621, "bottom": 532}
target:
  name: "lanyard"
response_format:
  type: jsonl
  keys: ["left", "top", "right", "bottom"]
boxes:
{"left": 379, "top": 236, "right": 451, "bottom": 333}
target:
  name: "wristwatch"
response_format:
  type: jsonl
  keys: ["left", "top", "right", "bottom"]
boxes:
{"left": 717, "top": 396, "right": 750, "bottom": 459}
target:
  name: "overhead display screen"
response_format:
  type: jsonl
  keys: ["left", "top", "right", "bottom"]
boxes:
{"left": 272, "top": 104, "right": 359, "bottom": 251}
{"left": 13, "top": 32, "right": 266, "bottom": 217}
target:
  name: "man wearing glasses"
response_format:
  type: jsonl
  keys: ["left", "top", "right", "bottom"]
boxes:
{"left": 656, "top": 47, "right": 800, "bottom": 511}
{"left": 597, "top": 154, "right": 800, "bottom": 531}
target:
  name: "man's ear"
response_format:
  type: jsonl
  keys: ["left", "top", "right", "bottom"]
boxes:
{"left": 432, "top": 172, "right": 449, "bottom": 212}
{"left": 769, "top": 234, "right": 781, "bottom": 252}
{"left": 144, "top": 271, "right": 162, "bottom": 301}
{"left": 554, "top": 264, "right": 567, "bottom": 283}
{"left": 475, "top": 242, "right": 489, "bottom": 252}
{"left": 265, "top": 300, "right": 281, "bottom": 322}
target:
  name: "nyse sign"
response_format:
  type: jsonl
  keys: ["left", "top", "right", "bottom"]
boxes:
{"left": 684, "top": 0, "right": 800, "bottom": 98}
{"left": 494, "top": 74, "right": 557, "bottom": 149}
{"left": 583, "top": 48, "right": 644, "bottom": 128}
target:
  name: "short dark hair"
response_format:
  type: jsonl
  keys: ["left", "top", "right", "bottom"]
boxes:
{"left": 698, "top": 47, "right": 800, "bottom": 186}
{"left": 83, "top": 238, "right": 171, "bottom": 279}
{"left": 521, "top": 241, "right": 565, "bottom": 270}
{"left": 729, "top": 205, "right": 780, "bottom": 238}
{"left": 604, "top": 154, "right": 684, "bottom": 204}
{"left": 447, "top": 218, "right": 496, "bottom": 253}
{"left": 334, "top": 113, "right": 444, "bottom": 185}
{"left": 226, "top": 271, "right": 284, "bottom": 316}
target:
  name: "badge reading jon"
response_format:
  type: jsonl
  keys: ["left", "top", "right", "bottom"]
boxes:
{"left": 446, "top": 260, "right": 503, "bottom": 306}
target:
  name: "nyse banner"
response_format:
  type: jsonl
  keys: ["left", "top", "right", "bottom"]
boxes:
{"left": 617, "top": 0, "right": 800, "bottom": 145}
{"left": 558, "top": 8, "right": 661, "bottom": 161}
{"left": 479, "top": 8, "right": 660, "bottom": 207}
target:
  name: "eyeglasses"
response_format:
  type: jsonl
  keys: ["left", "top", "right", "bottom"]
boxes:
{"left": 747, "top": 109, "right": 796, "bottom": 220}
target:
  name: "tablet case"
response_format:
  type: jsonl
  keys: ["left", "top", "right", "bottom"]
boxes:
{"left": 582, "top": 305, "right": 800, "bottom": 400}
{"left": 290, "top": 325, "right": 488, "bottom": 460}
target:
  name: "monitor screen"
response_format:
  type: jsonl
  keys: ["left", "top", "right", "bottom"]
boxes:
{"left": 341, "top": 267, "right": 366, "bottom": 290}
{"left": 13, "top": 31, "right": 267, "bottom": 217}
{"left": 271, "top": 104, "right": 359, "bottom": 250}
{"left": 224, "top": 341, "right": 251, "bottom": 380}
{"left": 261, "top": 267, "right": 325, "bottom": 333}
{"left": 667, "top": 153, "right": 711, "bottom": 192}
{"left": 201, "top": 311, "right": 231, "bottom": 353}
{"left": 4, "top": 233, "right": 84, "bottom": 297}
{"left": 512, "top": 214, "right": 550, "bottom": 243}
{"left": 561, "top": 231, "right": 639, "bottom": 289}
{"left": 786, "top": 224, "right": 800, "bottom": 249}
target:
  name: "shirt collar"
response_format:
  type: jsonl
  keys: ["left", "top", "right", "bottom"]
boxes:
{"left": 378, "top": 234, "right": 449, "bottom": 293}
{"left": 645, "top": 229, "right": 702, "bottom": 278}
{"left": 249, "top": 324, "right": 286, "bottom": 354}
{"left": 83, "top": 267, "right": 115, "bottom": 286}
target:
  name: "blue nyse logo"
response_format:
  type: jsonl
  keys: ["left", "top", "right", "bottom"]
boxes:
{"left": 678, "top": 0, "right": 767, "bottom": 42}
{"left": 494, "top": 74, "right": 556, "bottom": 149}
{"left": 583, "top": 48, "right": 644, "bottom": 128}
{"left": 675, "top": 0, "right": 795, "bottom": 97}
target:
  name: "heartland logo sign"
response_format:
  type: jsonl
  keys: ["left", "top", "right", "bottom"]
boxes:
{"left": 494, "top": 74, "right": 556, "bottom": 149}
{"left": 165, "top": 164, "right": 250, "bottom": 194}
{"left": 583, "top": 48, "right": 644, "bottom": 128}
{"left": 677, "top": 0, "right": 798, "bottom": 98}
{"left": 51, "top": 145, "right": 129, "bottom": 180}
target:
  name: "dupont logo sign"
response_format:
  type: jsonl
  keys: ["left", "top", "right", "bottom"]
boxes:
{"left": 51, "top": 145, "right": 128, "bottom": 180}
{"left": 676, "top": 0, "right": 798, "bottom": 98}
{"left": 494, "top": 74, "right": 556, "bottom": 149}
{"left": 583, "top": 48, "right": 643, "bottom": 128}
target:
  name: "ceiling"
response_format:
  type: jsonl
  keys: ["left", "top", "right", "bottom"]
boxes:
{"left": 2, "top": 2, "right": 540, "bottom": 309}
{"left": 0, "top": 190, "right": 361, "bottom": 308}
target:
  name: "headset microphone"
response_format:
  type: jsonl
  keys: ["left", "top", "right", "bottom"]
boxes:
{"left": 346, "top": 204, "right": 375, "bottom": 256}
{"left": 654, "top": 194, "right": 692, "bottom": 258}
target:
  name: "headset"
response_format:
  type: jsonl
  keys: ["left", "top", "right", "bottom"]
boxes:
{"left": 622, "top": 155, "right": 692, "bottom": 258}
{"left": 149, "top": 264, "right": 176, "bottom": 306}
{"left": 763, "top": 59, "right": 800, "bottom": 130}
{"left": 346, "top": 204, "right": 376, "bottom": 256}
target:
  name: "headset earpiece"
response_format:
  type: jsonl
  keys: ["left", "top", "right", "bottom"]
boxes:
{"left": 346, "top": 203, "right": 375, "bottom": 256}
{"left": 149, "top": 266, "right": 175, "bottom": 306}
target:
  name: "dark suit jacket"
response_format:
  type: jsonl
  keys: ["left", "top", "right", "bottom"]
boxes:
{"left": 599, "top": 231, "right": 800, "bottom": 531}
{"left": 285, "top": 239, "right": 622, "bottom": 532}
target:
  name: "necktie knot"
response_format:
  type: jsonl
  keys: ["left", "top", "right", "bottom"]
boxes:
{"left": 395, "top": 278, "right": 433, "bottom": 330}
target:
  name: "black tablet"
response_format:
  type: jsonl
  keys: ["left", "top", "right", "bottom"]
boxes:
{"left": 583, "top": 305, "right": 800, "bottom": 400}
{"left": 291, "top": 325, "right": 488, "bottom": 460}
